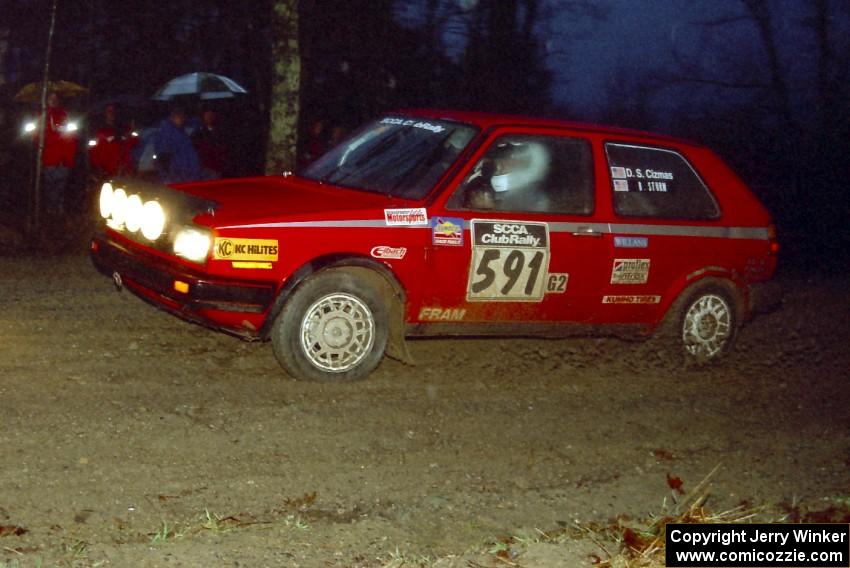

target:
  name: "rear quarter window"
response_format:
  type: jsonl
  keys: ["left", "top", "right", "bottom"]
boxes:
{"left": 605, "top": 142, "right": 720, "bottom": 220}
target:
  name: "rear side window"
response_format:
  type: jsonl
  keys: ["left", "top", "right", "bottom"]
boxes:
{"left": 605, "top": 143, "right": 719, "bottom": 219}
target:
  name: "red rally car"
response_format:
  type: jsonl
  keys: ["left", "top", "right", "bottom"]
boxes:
{"left": 90, "top": 110, "right": 780, "bottom": 381}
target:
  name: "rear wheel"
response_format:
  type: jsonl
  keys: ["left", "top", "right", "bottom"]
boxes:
{"left": 656, "top": 283, "right": 739, "bottom": 365}
{"left": 271, "top": 270, "right": 388, "bottom": 381}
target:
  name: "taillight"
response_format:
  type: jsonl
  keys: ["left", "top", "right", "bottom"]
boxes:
{"left": 767, "top": 224, "right": 779, "bottom": 254}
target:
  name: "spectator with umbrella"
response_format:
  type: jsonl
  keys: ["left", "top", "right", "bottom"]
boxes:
{"left": 151, "top": 106, "right": 202, "bottom": 184}
{"left": 34, "top": 91, "right": 79, "bottom": 219}
{"left": 191, "top": 107, "right": 231, "bottom": 179}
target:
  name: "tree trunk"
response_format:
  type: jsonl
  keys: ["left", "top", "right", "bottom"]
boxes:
{"left": 265, "top": 0, "right": 300, "bottom": 175}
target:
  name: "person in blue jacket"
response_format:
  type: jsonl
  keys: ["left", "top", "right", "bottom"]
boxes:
{"left": 152, "top": 106, "right": 202, "bottom": 183}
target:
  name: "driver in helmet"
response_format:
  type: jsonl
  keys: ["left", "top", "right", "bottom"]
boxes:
{"left": 463, "top": 138, "right": 551, "bottom": 211}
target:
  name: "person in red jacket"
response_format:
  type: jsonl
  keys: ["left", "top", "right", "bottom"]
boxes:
{"left": 88, "top": 103, "right": 133, "bottom": 179}
{"left": 38, "top": 91, "right": 79, "bottom": 217}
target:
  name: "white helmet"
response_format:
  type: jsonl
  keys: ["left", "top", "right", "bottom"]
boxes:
{"left": 490, "top": 141, "right": 550, "bottom": 193}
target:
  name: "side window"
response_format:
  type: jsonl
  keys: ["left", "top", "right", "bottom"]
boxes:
{"left": 449, "top": 134, "right": 594, "bottom": 215}
{"left": 605, "top": 143, "right": 719, "bottom": 219}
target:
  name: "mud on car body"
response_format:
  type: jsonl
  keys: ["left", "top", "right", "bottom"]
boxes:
{"left": 90, "top": 110, "right": 780, "bottom": 381}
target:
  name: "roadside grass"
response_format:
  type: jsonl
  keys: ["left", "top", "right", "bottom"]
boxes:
{"left": 6, "top": 482, "right": 846, "bottom": 567}
{"left": 378, "top": 468, "right": 850, "bottom": 567}
{"left": 146, "top": 508, "right": 311, "bottom": 548}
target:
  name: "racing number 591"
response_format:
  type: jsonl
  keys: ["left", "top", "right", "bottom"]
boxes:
{"left": 470, "top": 249, "right": 545, "bottom": 298}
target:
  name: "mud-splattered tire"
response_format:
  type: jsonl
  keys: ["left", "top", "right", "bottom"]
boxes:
{"left": 655, "top": 283, "right": 739, "bottom": 366}
{"left": 271, "top": 269, "right": 388, "bottom": 382}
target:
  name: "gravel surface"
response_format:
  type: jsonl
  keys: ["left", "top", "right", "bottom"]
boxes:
{"left": 1, "top": 253, "right": 848, "bottom": 567}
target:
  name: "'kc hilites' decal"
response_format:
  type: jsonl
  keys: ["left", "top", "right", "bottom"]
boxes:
{"left": 214, "top": 238, "right": 279, "bottom": 261}
{"left": 467, "top": 220, "right": 550, "bottom": 302}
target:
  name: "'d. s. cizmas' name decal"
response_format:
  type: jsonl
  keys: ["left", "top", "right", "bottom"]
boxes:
{"left": 384, "top": 208, "right": 428, "bottom": 226}
{"left": 214, "top": 238, "right": 279, "bottom": 261}
{"left": 467, "top": 220, "right": 550, "bottom": 302}
{"left": 610, "top": 165, "right": 674, "bottom": 193}
{"left": 370, "top": 246, "right": 407, "bottom": 260}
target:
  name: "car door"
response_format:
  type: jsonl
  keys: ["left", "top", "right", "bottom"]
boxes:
{"left": 598, "top": 141, "right": 724, "bottom": 323}
{"left": 418, "top": 128, "right": 609, "bottom": 327}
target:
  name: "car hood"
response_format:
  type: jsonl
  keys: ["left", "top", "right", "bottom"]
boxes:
{"left": 174, "top": 175, "right": 407, "bottom": 226}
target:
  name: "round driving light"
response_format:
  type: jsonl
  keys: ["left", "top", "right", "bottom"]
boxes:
{"left": 99, "top": 182, "right": 114, "bottom": 219}
{"left": 125, "top": 194, "right": 144, "bottom": 233}
{"left": 111, "top": 188, "right": 128, "bottom": 226}
{"left": 173, "top": 229, "right": 211, "bottom": 262}
{"left": 140, "top": 200, "right": 166, "bottom": 241}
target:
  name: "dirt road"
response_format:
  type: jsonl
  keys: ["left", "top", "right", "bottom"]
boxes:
{"left": 1, "top": 253, "right": 848, "bottom": 567}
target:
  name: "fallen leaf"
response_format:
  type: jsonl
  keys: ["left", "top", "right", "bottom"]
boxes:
{"left": 666, "top": 472, "right": 685, "bottom": 494}
{"left": 0, "top": 525, "right": 28, "bottom": 537}
{"left": 653, "top": 449, "right": 675, "bottom": 461}
{"left": 281, "top": 491, "right": 317, "bottom": 510}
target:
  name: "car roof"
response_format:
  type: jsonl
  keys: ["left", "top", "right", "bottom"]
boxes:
{"left": 394, "top": 108, "right": 703, "bottom": 149}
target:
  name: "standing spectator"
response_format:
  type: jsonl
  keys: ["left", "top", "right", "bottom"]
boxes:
{"left": 88, "top": 103, "right": 133, "bottom": 180}
{"left": 38, "top": 91, "right": 79, "bottom": 218}
{"left": 329, "top": 124, "right": 348, "bottom": 148}
{"left": 152, "top": 106, "right": 202, "bottom": 183}
{"left": 191, "top": 108, "right": 230, "bottom": 179}
{"left": 298, "top": 118, "right": 327, "bottom": 167}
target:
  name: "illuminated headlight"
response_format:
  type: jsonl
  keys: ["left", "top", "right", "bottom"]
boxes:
{"left": 125, "top": 194, "right": 144, "bottom": 233}
{"left": 23, "top": 121, "right": 36, "bottom": 134}
{"left": 173, "top": 228, "right": 211, "bottom": 263}
{"left": 140, "top": 201, "right": 166, "bottom": 241}
{"left": 99, "top": 183, "right": 114, "bottom": 219}
{"left": 65, "top": 121, "right": 79, "bottom": 133}
{"left": 99, "top": 181, "right": 167, "bottom": 242}
{"left": 88, "top": 139, "right": 97, "bottom": 147}
{"left": 111, "top": 188, "right": 128, "bottom": 226}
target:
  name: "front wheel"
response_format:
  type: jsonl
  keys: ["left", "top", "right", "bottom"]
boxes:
{"left": 271, "top": 270, "right": 388, "bottom": 381}
{"left": 656, "top": 283, "right": 739, "bottom": 366}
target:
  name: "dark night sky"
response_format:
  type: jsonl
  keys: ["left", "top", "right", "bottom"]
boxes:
{"left": 548, "top": 0, "right": 818, "bottom": 120}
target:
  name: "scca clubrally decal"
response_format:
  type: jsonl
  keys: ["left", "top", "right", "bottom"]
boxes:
{"left": 214, "top": 238, "right": 279, "bottom": 261}
{"left": 467, "top": 220, "right": 550, "bottom": 302}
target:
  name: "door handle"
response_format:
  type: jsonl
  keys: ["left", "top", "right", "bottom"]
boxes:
{"left": 571, "top": 226, "right": 602, "bottom": 237}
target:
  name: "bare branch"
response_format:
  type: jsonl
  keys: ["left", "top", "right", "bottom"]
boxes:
{"left": 666, "top": 75, "right": 768, "bottom": 90}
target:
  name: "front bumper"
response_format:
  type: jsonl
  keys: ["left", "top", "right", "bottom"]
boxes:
{"left": 90, "top": 233, "right": 276, "bottom": 337}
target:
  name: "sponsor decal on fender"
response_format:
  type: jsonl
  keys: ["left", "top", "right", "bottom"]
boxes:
{"left": 611, "top": 258, "right": 650, "bottom": 284}
{"left": 432, "top": 216, "right": 464, "bottom": 246}
{"left": 214, "top": 238, "right": 279, "bottom": 261}
{"left": 384, "top": 208, "right": 428, "bottom": 226}
{"left": 370, "top": 246, "right": 407, "bottom": 260}
{"left": 418, "top": 307, "right": 466, "bottom": 321}
{"left": 602, "top": 295, "right": 661, "bottom": 304}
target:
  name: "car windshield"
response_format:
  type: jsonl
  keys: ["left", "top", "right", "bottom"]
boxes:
{"left": 300, "top": 117, "right": 478, "bottom": 199}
